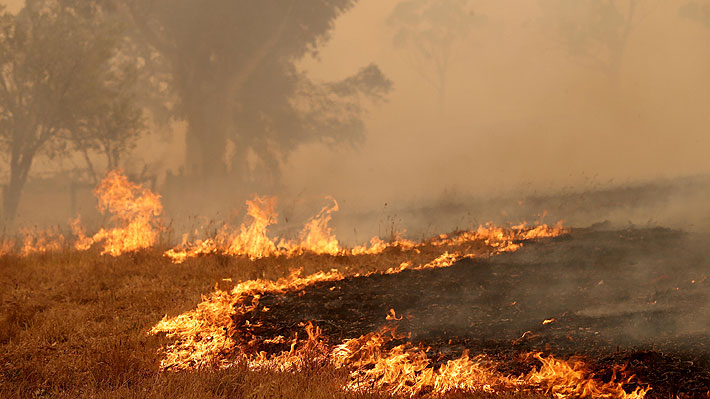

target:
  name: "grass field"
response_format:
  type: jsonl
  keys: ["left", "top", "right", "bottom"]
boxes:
{"left": 0, "top": 245, "right": 555, "bottom": 399}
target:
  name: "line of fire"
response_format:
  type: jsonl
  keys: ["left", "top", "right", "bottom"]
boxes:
{"left": 2, "top": 1, "right": 710, "bottom": 398}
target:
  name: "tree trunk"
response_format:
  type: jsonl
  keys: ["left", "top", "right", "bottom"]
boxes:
{"left": 184, "top": 95, "right": 230, "bottom": 180}
{"left": 2, "top": 150, "right": 34, "bottom": 224}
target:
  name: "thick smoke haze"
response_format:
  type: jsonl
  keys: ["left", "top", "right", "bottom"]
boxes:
{"left": 3, "top": 0, "right": 710, "bottom": 242}
{"left": 290, "top": 1, "right": 710, "bottom": 198}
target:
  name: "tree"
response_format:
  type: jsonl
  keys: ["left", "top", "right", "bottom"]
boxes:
{"left": 119, "top": 0, "right": 390, "bottom": 186}
{"left": 70, "top": 64, "right": 145, "bottom": 184}
{"left": 228, "top": 62, "right": 390, "bottom": 188}
{"left": 0, "top": 0, "right": 143, "bottom": 222}
{"left": 538, "top": 0, "right": 643, "bottom": 85}
{"left": 680, "top": 1, "right": 710, "bottom": 27}
{"left": 387, "top": 0, "right": 484, "bottom": 113}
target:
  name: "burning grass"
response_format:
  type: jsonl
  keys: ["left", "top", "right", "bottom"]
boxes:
{"left": 4, "top": 170, "right": 705, "bottom": 398}
{"left": 0, "top": 245, "right": 555, "bottom": 399}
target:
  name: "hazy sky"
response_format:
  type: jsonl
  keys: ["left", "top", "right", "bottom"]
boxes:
{"left": 282, "top": 0, "right": 710, "bottom": 208}
{"left": 9, "top": 0, "right": 710, "bottom": 218}
{"left": 2, "top": 0, "right": 21, "bottom": 12}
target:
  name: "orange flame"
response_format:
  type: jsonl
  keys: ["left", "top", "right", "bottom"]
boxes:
{"left": 166, "top": 196, "right": 280, "bottom": 263}
{"left": 150, "top": 215, "right": 652, "bottom": 399}
{"left": 153, "top": 220, "right": 568, "bottom": 372}
{"left": 0, "top": 238, "right": 13, "bottom": 256}
{"left": 19, "top": 227, "right": 65, "bottom": 255}
{"left": 222, "top": 196, "right": 279, "bottom": 258}
{"left": 73, "top": 170, "right": 163, "bottom": 256}
{"left": 165, "top": 194, "right": 565, "bottom": 264}
{"left": 281, "top": 196, "right": 342, "bottom": 256}
{"left": 332, "top": 327, "right": 512, "bottom": 396}
{"left": 527, "top": 353, "right": 649, "bottom": 398}
{"left": 150, "top": 269, "right": 344, "bottom": 370}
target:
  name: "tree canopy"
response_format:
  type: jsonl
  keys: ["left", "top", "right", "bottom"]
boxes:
{"left": 538, "top": 0, "right": 642, "bottom": 84}
{"left": 388, "top": 0, "right": 484, "bottom": 112}
{"left": 120, "top": 0, "right": 391, "bottom": 187}
{"left": 0, "top": 0, "right": 143, "bottom": 222}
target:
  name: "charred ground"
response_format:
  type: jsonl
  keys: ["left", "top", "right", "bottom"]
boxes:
{"left": 239, "top": 227, "right": 710, "bottom": 398}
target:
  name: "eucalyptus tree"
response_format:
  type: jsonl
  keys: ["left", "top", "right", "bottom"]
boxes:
{"left": 388, "top": 0, "right": 484, "bottom": 113}
{"left": 538, "top": 0, "right": 644, "bottom": 85}
{"left": 119, "top": 0, "right": 391, "bottom": 186}
{"left": 680, "top": 1, "right": 710, "bottom": 27}
{"left": 0, "top": 0, "right": 143, "bottom": 222}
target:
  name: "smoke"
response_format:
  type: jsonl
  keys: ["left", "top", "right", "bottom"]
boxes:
{"left": 400, "top": 225, "right": 710, "bottom": 352}
{"left": 6, "top": 0, "right": 710, "bottom": 241}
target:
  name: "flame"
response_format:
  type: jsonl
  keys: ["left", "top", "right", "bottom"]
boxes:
{"left": 73, "top": 170, "right": 163, "bottom": 256}
{"left": 165, "top": 196, "right": 279, "bottom": 263}
{"left": 248, "top": 322, "right": 331, "bottom": 372}
{"left": 150, "top": 214, "right": 652, "bottom": 399}
{"left": 331, "top": 326, "right": 513, "bottom": 396}
{"left": 282, "top": 196, "right": 342, "bottom": 256}
{"left": 19, "top": 227, "right": 65, "bottom": 255}
{"left": 150, "top": 269, "right": 344, "bottom": 370}
{"left": 527, "top": 353, "right": 649, "bottom": 398}
{"left": 222, "top": 196, "right": 279, "bottom": 258}
{"left": 430, "top": 222, "right": 565, "bottom": 253}
{"left": 165, "top": 194, "right": 565, "bottom": 264}
{"left": 0, "top": 238, "right": 13, "bottom": 256}
{"left": 153, "top": 218, "right": 568, "bottom": 372}
{"left": 165, "top": 196, "right": 347, "bottom": 262}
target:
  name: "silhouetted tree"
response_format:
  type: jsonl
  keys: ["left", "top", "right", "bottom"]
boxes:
{"left": 387, "top": 0, "right": 484, "bottom": 113}
{"left": 680, "top": 1, "right": 710, "bottom": 27}
{"left": 0, "top": 0, "right": 143, "bottom": 222}
{"left": 119, "top": 0, "right": 391, "bottom": 187}
{"left": 539, "top": 0, "right": 643, "bottom": 85}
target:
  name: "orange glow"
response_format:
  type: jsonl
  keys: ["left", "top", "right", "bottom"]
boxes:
{"left": 150, "top": 213, "right": 652, "bottom": 398}
{"left": 73, "top": 170, "right": 163, "bottom": 256}
{"left": 19, "top": 227, "right": 64, "bottom": 255}
{"left": 527, "top": 353, "right": 649, "bottom": 398}
{"left": 222, "top": 195, "right": 279, "bottom": 258}
{"left": 0, "top": 238, "right": 13, "bottom": 256}
{"left": 331, "top": 326, "right": 512, "bottom": 396}
{"left": 165, "top": 195, "right": 279, "bottom": 263}
{"left": 153, "top": 219, "right": 568, "bottom": 373}
{"left": 165, "top": 193, "right": 565, "bottom": 264}
{"left": 150, "top": 269, "right": 344, "bottom": 370}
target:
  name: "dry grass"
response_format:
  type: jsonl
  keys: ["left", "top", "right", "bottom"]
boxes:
{"left": 0, "top": 248, "right": 550, "bottom": 398}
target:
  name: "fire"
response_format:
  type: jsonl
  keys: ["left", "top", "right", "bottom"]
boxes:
{"left": 165, "top": 195, "right": 279, "bottom": 263}
{"left": 149, "top": 215, "right": 655, "bottom": 399}
{"left": 0, "top": 238, "right": 13, "bottom": 256}
{"left": 165, "top": 193, "right": 565, "bottom": 264}
{"left": 0, "top": 226, "right": 66, "bottom": 256}
{"left": 527, "top": 353, "right": 649, "bottom": 398}
{"left": 150, "top": 269, "right": 344, "bottom": 370}
{"left": 222, "top": 196, "right": 279, "bottom": 258}
{"left": 431, "top": 222, "right": 565, "bottom": 253}
{"left": 331, "top": 326, "right": 512, "bottom": 396}
{"left": 283, "top": 196, "right": 342, "bottom": 255}
{"left": 154, "top": 289, "right": 649, "bottom": 398}
{"left": 73, "top": 170, "right": 163, "bottom": 256}
{"left": 153, "top": 214, "right": 568, "bottom": 372}
{"left": 165, "top": 196, "right": 346, "bottom": 263}
{"left": 19, "top": 227, "right": 65, "bottom": 255}
{"left": 248, "top": 322, "right": 331, "bottom": 372}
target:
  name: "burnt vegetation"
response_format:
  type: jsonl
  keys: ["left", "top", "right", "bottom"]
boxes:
{"left": 2, "top": 0, "right": 710, "bottom": 398}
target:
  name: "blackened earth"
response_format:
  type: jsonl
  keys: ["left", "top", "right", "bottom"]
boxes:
{"left": 235, "top": 226, "right": 710, "bottom": 398}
